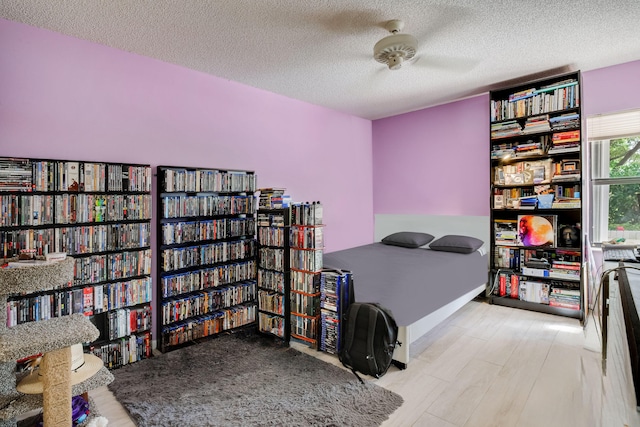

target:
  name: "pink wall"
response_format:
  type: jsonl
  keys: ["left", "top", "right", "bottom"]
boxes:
{"left": 373, "top": 59, "right": 640, "bottom": 216}
{"left": 0, "top": 19, "right": 374, "bottom": 252}
{"left": 582, "top": 59, "right": 640, "bottom": 116}
{"left": 372, "top": 95, "right": 490, "bottom": 215}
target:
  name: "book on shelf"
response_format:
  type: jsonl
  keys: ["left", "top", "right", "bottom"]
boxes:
{"left": 0, "top": 158, "right": 33, "bottom": 192}
{"left": 494, "top": 219, "right": 518, "bottom": 245}
{"left": 548, "top": 286, "right": 580, "bottom": 309}
{"left": 495, "top": 270, "right": 521, "bottom": 298}
{"left": 83, "top": 287, "right": 94, "bottom": 316}
{"left": 551, "top": 197, "right": 581, "bottom": 208}
{"left": 522, "top": 115, "right": 550, "bottom": 134}
{"left": 491, "top": 120, "right": 523, "bottom": 139}
{"left": 258, "top": 187, "right": 291, "bottom": 209}
{"left": 519, "top": 280, "right": 550, "bottom": 304}
{"left": 551, "top": 173, "right": 581, "bottom": 182}
{"left": 549, "top": 113, "right": 580, "bottom": 131}
{"left": 508, "top": 88, "right": 537, "bottom": 102}
{"left": 521, "top": 267, "right": 550, "bottom": 277}
{"left": 547, "top": 145, "right": 580, "bottom": 155}
{"left": 552, "top": 130, "right": 580, "bottom": 143}
{"left": 66, "top": 161, "right": 81, "bottom": 191}
{"left": 518, "top": 196, "right": 538, "bottom": 210}
{"left": 494, "top": 246, "right": 521, "bottom": 269}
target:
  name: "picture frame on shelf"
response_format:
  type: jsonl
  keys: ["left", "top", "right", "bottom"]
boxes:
{"left": 517, "top": 214, "right": 557, "bottom": 247}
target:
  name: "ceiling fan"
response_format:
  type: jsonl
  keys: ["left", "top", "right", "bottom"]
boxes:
{"left": 373, "top": 20, "right": 419, "bottom": 70}
{"left": 372, "top": 19, "right": 478, "bottom": 73}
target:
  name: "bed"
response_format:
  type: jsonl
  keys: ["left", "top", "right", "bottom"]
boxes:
{"left": 323, "top": 232, "right": 488, "bottom": 368}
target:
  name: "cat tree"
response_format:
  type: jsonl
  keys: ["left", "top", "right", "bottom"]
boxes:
{"left": 0, "top": 258, "right": 114, "bottom": 427}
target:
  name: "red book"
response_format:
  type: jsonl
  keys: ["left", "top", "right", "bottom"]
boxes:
{"left": 499, "top": 274, "right": 507, "bottom": 296}
{"left": 130, "top": 310, "right": 138, "bottom": 333}
{"left": 510, "top": 275, "right": 519, "bottom": 299}
{"left": 82, "top": 287, "right": 93, "bottom": 316}
{"left": 549, "top": 301, "right": 580, "bottom": 310}
{"left": 144, "top": 332, "right": 151, "bottom": 358}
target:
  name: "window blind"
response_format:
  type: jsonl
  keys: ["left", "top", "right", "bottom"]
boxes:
{"left": 587, "top": 109, "right": 640, "bottom": 141}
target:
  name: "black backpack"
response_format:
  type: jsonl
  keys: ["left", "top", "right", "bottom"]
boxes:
{"left": 339, "top": 302, "right": 400, "bottom": 383}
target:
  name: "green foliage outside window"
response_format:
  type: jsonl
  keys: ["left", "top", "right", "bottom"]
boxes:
{"left": 608, "top": 137, "right": 640, "bottom": 230}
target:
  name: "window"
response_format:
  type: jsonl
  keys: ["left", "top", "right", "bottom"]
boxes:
{"left": 589, "top": 109, "right": 640, "bottom": 244}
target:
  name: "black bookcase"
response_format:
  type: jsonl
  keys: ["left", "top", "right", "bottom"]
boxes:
{"left": 0, "top": 157, "right": 153, "bottom": 368}
{"left": 156, "top": 166, "right": 257, "bottom": 352}
{"left": 256, "top": 206, "right": 291, "bottom": 343}
{"left": 489, "top": 71, "right": 584, "bottom": 320}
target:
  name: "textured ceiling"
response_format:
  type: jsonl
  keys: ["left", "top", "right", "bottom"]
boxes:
{"left": 2, "top": 0, "right": 640, "bottom": 120}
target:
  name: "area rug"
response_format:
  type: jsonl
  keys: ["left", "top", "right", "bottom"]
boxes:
{"left": 108, "top": 332, "right": 403, "bottom": 427}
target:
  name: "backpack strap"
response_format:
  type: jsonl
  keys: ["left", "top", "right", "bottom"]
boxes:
{"left": 366, "top": 307, "right": 379, "bottom": 377}
{"left": 342, "top": 303, "right": 366, "bottom": 384}
{"left": 342, "top": 303, "right": 360, "bottom": 364}
{"left": 376, "top": 308, "right": 399, "bottom": 376}
{"left": 378, "top": 306, "right": 401, "bottom": 350}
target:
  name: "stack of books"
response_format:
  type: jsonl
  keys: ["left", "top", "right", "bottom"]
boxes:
{"left": 518, "top": 196, "right": 538, "bottom": 210}
{"left": 491, "top": 142, "right": 515, "bottom": 159}
{"left": 551, "top": 197, "right": 581, "bottom": 209}
{"left": 549, "top": 260, "right": 581, "bottom": 280}
{"left": 519, "top": 280, "right": 550, "bottom": 304}
{"left": 514, "top": 140, "right": 545, "bottom": 157}
{"left": 0, "top": 158, "right": 32, "bottom": 192}
{"left": 522, "top": 115, "right": 551, "bottom": 134}
{"left": 491, "top": 120, "right": 523, "bottom": 139}
{"left": 258, "top": 188, "right": 290, "bottom": 209}
{"left": 549, "top": 113, "right": 580, "bottom": 131}
{"left": 548, "top": 287, "right": 580, "bottom": 310}
{"left": 548, "top": 130, "right": 581, "bottom": 154}
{"left": 494, "top": 219, "right": 518, "bottom": 245}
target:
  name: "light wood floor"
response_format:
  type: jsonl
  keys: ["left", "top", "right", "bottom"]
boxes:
{"left": 90, "top": 298, "right": 640, "bottom": 427}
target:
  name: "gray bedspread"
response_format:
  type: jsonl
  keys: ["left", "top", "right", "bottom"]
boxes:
{"left": 323, "top": 243, "right": 488, "bottom": 326}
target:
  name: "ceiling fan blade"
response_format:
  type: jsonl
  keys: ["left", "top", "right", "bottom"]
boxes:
{"left": 410, "top": 5, "right": 472, "bottom": 42}
{"left": 410, "top": 54, "right": 479, "bottom": 73}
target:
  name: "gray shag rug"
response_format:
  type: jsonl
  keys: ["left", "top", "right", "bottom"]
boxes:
{"left": 109, "top": 333, "right": 403, "bottom": 427}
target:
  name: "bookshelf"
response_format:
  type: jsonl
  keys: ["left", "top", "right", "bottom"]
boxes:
{"left": 256, "top": 189, "right": 291, "bottom": 342}
{"left": 156, "top": 166, "right": 257, "bottom": 352}
{"left": 0, "top": 157, "right": 153, "bottom": 368}
{"left": 289, "top": 202, "right": 324, "bottom": 348}
{"left": 489, "top": 71, "right": 584, "bottom": 320}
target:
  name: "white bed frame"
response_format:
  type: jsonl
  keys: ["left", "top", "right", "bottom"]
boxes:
{"left": 392, "top": 283, "right": 486, "bottom": 367}
{"left": 376, "top": 214, "right": 490, "bottom": 368}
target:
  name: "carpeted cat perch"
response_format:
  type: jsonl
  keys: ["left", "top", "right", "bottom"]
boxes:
{"left": 0, "top": 258, "right": 114, "bottom": 427}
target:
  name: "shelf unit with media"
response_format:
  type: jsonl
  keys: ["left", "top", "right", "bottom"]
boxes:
{"left": 156, "top": 165, "right": 257, "bottom": 352}
{"left": 289, "top": 202, "right": 324, "bottom": 349}
{"left": 256, "top": 205, "right": 291, "bottom": 343}
{"left": 0, "top": 157, "right": 153, "bottom": 368}
{"left": 489, "top": 71, "right": 584, "bottom": 320}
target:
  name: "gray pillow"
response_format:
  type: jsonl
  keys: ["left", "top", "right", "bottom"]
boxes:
{"left": 429, "top": 235, "right": 484, "bottom": 254}
{"left": 381, "top": 231, "right": 435, "bottom": 248}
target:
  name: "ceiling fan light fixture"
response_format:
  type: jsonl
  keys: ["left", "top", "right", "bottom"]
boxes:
{"left": 373, "top": 32, "right": 417, "bottom": 70}
{"left": 387, "top": 54, "right": 404, "bottom": 70}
